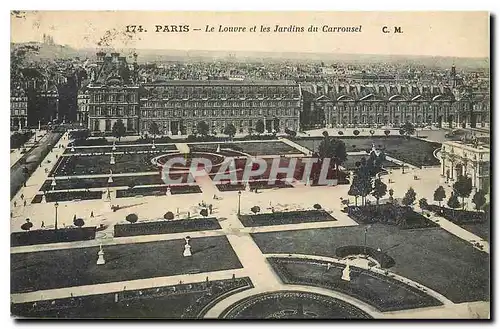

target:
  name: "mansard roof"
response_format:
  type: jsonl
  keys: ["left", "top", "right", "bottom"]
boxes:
{"left": 314, "top": 83, "right": 455, "bottom": 102}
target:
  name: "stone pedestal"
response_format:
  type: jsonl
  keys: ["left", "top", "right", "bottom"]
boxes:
{"left": 341, "top": 264, "right": 351, "bottom": 282}
{"left": 41, "top": 194, "right": 47, "bottom": 203}
{"left": 70, "top": 147, "right": 75, "bottom": 152}
{"left": 108, "top": 175, "right": 113, "bottom": 183}
{"left": 152, "top": 142, "right": 156, "bottom": 149}
{"left": 97, "top": 245, "right": 106, "bottom": 265}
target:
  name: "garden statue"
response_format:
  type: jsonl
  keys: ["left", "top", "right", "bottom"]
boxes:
{"left": 183, "top": 236, "right": 192, "bottom": 257}
{"left": 110, "top": 153, "right": 115, "bottom": 165}
{"left": 97, "top": 245, "right": 106, "bottom": 265}
{"left": 216, "top": 144, "right": 221, "bottom": 153}
{"left": 166, "top": 186, "right": 172, "bottom": 196}
{"left": 341, "top": 263, "right": 351, "bottom": 282}
{"left": 112, "top": 141, "right": 116, "bottom": 151}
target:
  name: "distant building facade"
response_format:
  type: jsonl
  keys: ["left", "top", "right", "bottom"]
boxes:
{"left": 87, "top": 52, "right": 140, "bottom": 134}
{"left": 308, "top": 83, "right": 489, "bottom": 128}
{"left": 77, "top": 89, "right": 90, "bottom": 126}
{"left": 441, "top": 140, "right": 490, "bottom": 192}
{"left": 139, "top": 80, "right": 302, "bottom": 135}
{"left": 10, "top": 86, "right": 28, "bottom": 130}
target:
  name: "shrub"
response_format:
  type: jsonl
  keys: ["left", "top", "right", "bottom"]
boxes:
{"left": 73, "top": 218, "right": 85, "bottom": 227}
{"left": 418, "top": 198, "right": 429, "bottom": 210}
{"left": 164, "top": 211, "right": 175, "bottom": 220}
{"left": 313, "top": 203, "right": 322, "bottom": 210}
{"left": 337, "top": 131, "right": 344, "bottom": 135}
{"left": 21, "top": 218, "right": 33, "bottom": 231}
{"left": 251, "top": 206, "right": 261, "bottom": 214}
{"left": 200, "top": 208, "right": 209, "bottom": 217}
{"left": 353, "top": 129, "right": 360, "bottom": 136}
{"left": 126, "top": 213, "right": 139, "bottom": 224}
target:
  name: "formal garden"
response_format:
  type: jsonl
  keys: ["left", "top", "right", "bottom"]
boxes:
{"left": 220, "top": 290, "right": 372, "bottom": 319}
{"left": 295, "top": 135, "right": 441, "bottom": 168}
{"left": 11, "top": 236, "right": 242, "bottom": 293}
{"left": 251, "top": 225, "right": 489, "bottom": 303}
{"left": 268, "top": 257, "right": 442, "bottom": 312}
{"left": 12, "top": 277, "right": 253, "bottom": 319}
{"left": 188, "top": 140, "right": 305, "bottom": 156}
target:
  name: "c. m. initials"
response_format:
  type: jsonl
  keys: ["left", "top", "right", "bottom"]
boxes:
{"left": 382, "top": 26, "right": 403, "bottom": 34}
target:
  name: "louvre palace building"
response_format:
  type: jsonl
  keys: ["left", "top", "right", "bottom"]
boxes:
{"left": 84, "top": 52, "right": 490, "bottom": 135}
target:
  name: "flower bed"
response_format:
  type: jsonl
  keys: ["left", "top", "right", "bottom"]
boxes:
{"left": 216, "top": 183, "right": 246, "bottom": 192}
{"left": 238, "top": 210, "right": 335, "bottom": 227}
{"left": 11, "top": 226, "right": 97, "bottom": 247}
{"left": 347, "top": 204, "right": 439, "bottom": 229}
{"left": 115, "top": 185, "right": 202, "bottom": 198}
{"left": 267, "top": 257, "right": 443, "bottom": 312}
{"left": 424, "top": 204, "right": 486, "bottom": 224}
{"left": 11, "top": 277, "right": 253, "bottom": 319}
{"left": 114, "top": 217, "right": 221, "bottom": 237}
{"left": 31, "top": 191, "right": 103, "bottom": 204}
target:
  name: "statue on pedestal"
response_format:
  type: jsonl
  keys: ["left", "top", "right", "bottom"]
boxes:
{"left": 341, "top": 263, "right": 351, "bottom": 282}
{"left": 110, "top": 153, "right": 115, "bottom": 165}
{"left": 97, "top": 245, "right": 106, "bottom": 265}
{"left": 112, "top": 141, "right": 117, "bottom": 151}
{"left": 183, "top": 236, "right": 192, "bottom": 257}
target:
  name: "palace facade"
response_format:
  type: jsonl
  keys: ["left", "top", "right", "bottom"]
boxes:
{"left": 87, "top": 52, "right": 140, "bottom": 134}
{"left": 307, "top": 83, "right": 489, "bottom": 128}
{"left": 139, "top": 80, "right": 302, "bottom": 135}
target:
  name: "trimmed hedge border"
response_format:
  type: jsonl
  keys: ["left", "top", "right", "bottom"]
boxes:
{"left": 347, "top": 204, "right": 439, "bottom": 229}
{"left": 114, "top": 217, "right": 221, "bottom": 237}
{"left": 238, "top": 209, "right": 335, "bottom": 227}
{"left": 11, "top": 227, "right": 97, "bottom": 247}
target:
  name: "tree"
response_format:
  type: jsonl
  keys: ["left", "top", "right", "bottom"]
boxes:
{"left": 447, "top": 193, "right": 461, "bottom": 216}
{"left": 348, "top": 176, "right": 362, "bottom": 206}
{"left": 200, "top": 208, "right": 209, "bottom": 217}
{"left": 255, "top": 120, "right": 265, "bottom": 134}
{"left": 384, "top": 130, "right": 391, "bottom": 137}
{"left": 372, "top": 178, "right": 387, "bottom": 206}
{"left": 125, "top": 213, "right": 138, "bottom": 224}
{"left": 433, "top": 186, "right": 446, "bottom": 207}
{"left": 388, "top": 188, "right": 394, "bottom": 203}
{"left": 224, "top": 123, "right": 237, "bottom": 139}
{"left": 164, "top": 211, "right": 175, "bottom": 220}
{"left": 112, "top": 120, "right": 126, "bottom": 141}
{"left": 285, "top": 128, "right": 297, "bottom": 138}
{"left": 196, "top": 121, "right": 210, "bottom": 137}
{"left": 21, "top": 218, "right": 33, "bottom": 231}
{"left": 472, "top": 189, "right": 487, "bottom": 211}
{"left": 73, "top": 218, "right": 85, "bottom": 227}
{"left": 251, "top": 206, "right": 261, "bottom": 214}
{"left": 313, "top": 203, "right": 322, "bottom": 210}
{"left": 318, "top": 136, "right": 347, "bottom": 175}
{"left": 401, "top": 121, "right": 415, "bottom": 139}
{"left": 453, "top": 175, "right": 473, "bottom": 209}
{"left": 353, "top": 129, "right": 360, "bottom": 136}
{"left": 401, "top": 187, "right": 417, "bottom": 206}
{"left": 148, "top": 121, "right": 160, "bottom": 140}
{"left": 418, "top": 198, "right": 428, "bottom": 213}
{"left": 338, "top": 131, "right": 344, "bottom": 135}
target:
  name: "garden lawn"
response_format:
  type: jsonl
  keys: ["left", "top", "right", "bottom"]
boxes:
{"left": 188, "top": 141, "right": 303, "bottom": 156}
{"left": 295, "top": 136, "right": 441, "bottom": 167}
{"left": 11, "top": 236, "right": 242, "bottom": 293}
{"left": 251, "top": 225, "right": 489, "bottom": 303}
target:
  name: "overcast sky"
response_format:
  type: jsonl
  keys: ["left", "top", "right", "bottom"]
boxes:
{"left": 10, "top": 11, "right": 489, "bottom": 58}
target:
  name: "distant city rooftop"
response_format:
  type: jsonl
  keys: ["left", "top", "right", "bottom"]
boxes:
{"left": 144, "top": 80, "right": 297, "bottom": 86}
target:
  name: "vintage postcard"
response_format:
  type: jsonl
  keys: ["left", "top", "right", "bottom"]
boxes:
{"left": 10, "top": 11, "right": 490, "bottom": 319}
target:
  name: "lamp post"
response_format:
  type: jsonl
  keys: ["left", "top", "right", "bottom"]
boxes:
{"left": 237, "top": 191, "right": 241, "bottom": 216}
{"left": 364, "top": 226, "right": 368, "bottom": 255}
{"left": 54, "top": 201, "right": 59, "bottom": 230}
